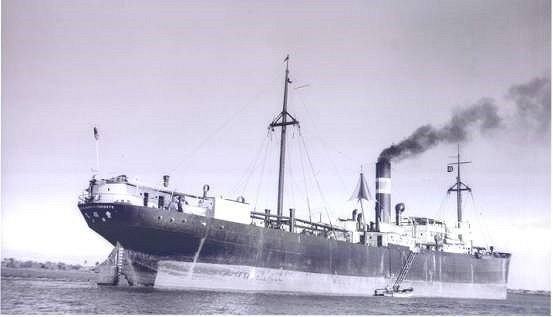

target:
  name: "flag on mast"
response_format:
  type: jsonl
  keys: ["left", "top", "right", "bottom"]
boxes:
{"left": 93, "top": 127, "right": 100, "bottom": 172}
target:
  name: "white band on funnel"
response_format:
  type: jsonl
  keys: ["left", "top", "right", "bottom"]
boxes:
{"left": 376, "top": 178, "right": 391, "bottom": 194}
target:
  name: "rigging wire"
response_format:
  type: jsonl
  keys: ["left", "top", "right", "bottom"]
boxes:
{"left": 285, "top": 166, "right": 296, "bottom": 214}
{"left": 296, "top": 126, "right": 313, "bottom": 222}
{"left": 433, "top": 193, "right": 450, "bottom": 222}
{"left": 166, "top": 88, "right": 269, "bottom": 175}
{"left": 468, "top": 191, "right": 495, "bottom": 247}
{"left": 254, "top": 131, "right": 274, "bottom": 211}
{"left": 296, "top": 93, "right": 355, "bottom": 193}
{"left": 230, "top": 133, "right": 270, "bottom": 196}
{"left": 298, "top": 130, "right": 336, "bottom": 231}
{"left": 238, "top": 135, "right": 271, "bottom": 196}
{"left": 286, "top": 127, "right": 298, "bottom": 212}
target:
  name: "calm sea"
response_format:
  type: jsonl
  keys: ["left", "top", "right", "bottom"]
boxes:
{"left": 0, "top": 269, "right": 550, "bottom": 315}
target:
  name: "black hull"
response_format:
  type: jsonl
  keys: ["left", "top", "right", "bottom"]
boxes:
{"left": 79, "top": 202, "right": 510, "bottom": 298}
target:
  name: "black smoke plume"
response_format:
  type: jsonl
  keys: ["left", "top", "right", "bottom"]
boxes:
{"left": 379, "top": 99, "right": 501, "bottom": 161}
{"left": 508, "top": 77, "right": 551, "bottom": 135}
{"left": 378, "top": 76, "right": 550, "bottom": 162}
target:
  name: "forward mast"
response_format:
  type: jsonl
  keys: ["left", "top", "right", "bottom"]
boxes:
{"left": 269, "top": 55, "right": 299, "bottom": 219}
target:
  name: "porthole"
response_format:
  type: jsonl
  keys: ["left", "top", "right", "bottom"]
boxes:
{"left": 170, "top": 217, "right": 175, "bottom": 223}
{"left": 182, "top": 219, "right": 187, "bottom": 223}
{"left": 158, "top": 215, "right": 163, "bottom": 220}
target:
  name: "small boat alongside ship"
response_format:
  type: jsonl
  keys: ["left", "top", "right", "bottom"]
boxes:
{"left": 78, "top": 57, "right": 511, "bottom": 299}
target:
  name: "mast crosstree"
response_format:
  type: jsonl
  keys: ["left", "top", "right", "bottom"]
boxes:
{"left": 269, "top": 55, "right": 300, "bottom": 219}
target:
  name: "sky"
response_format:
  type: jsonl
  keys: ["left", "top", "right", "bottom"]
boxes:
{"left": 1, "top": 0, "right": 550, "bottom": 290}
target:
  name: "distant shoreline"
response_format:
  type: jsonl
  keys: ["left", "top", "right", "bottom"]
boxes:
{"left": 1, "top": 266, "right": 96, "bottom": 282}
{"left": 1, "top": 257, "right": 95, "bottom": 271}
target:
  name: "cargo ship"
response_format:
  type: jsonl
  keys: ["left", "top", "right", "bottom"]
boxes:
{"left": 78, "top": 57, "right": 511, "bottom": 299}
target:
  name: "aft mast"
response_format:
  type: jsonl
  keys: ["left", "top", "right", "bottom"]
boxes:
{"left": 269, "top": 55, "right": 300, "bottom": 220}
{"left": 447, "top": 145, "right": 472, "bottom": 233}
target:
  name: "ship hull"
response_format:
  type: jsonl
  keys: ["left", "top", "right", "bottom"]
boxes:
{"left": 79, "top": 202, "right": 510, "bottom": 299}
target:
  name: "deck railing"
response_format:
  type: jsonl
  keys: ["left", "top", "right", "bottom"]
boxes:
{"left": 250, "top": 211, "right": 348, "bottom": 234}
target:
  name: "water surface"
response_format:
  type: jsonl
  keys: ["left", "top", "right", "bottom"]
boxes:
{"left": 1, "top": 269, "right": 549, "bottom": 315}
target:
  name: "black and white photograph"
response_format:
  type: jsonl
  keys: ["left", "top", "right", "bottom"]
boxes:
{"left": 1, "top": 0, "right": 551, "bottom": 315}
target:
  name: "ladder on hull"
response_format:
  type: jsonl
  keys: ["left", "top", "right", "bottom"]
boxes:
{"left": 115, "top": 243, "right": 124, "bottom": 276}
{"left": 97, "top": 242, "right": 125, "bottom": 286}
{"left": 392, "top": 251, "right": 416, "bottom": 291}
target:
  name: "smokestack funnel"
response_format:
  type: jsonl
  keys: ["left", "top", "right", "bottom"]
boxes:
{"left": 375, "top": 159, "right": 391, "bottom": 230}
